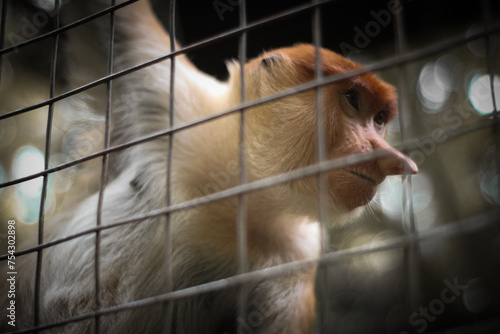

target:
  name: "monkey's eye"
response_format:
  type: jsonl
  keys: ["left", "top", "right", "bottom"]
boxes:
{"left": 344, "top": 90, "right": 359, "bottom": 110}
{"left": 374, "top": 110, "right": 388, "bottom": 127}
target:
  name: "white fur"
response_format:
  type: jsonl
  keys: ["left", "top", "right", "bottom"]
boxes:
{"left": 1, "top": 1, "right": 322, "bottom": 333}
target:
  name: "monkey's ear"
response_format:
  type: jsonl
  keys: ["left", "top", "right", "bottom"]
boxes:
{"left": 261, "top": 55, "right": 283, "bottom": 68}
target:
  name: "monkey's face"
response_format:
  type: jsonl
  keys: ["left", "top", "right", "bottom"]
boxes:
{"left": 324, "top": 79, "right": 418, "bottom": 211}
{"left": 244, "top": 44, "right": 417, "bottom": 213}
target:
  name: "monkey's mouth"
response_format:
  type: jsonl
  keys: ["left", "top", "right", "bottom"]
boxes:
{"left": 346, "top": 170, "right": 377, "bottom": 185}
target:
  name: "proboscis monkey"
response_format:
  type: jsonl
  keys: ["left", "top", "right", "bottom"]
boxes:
{"left": 1, "top": 0, "right": 417, "bottom": 333}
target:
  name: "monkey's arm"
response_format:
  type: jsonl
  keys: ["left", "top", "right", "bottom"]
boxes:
{"left": 62, "top": 0, "right": 234, "bottom": 175}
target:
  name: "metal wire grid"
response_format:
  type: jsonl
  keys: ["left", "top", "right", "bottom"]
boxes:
{"left": 0, "top": 0, "right": 499, "bottom": 333}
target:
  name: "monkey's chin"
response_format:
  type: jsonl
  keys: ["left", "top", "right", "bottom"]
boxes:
{"left": 338, "top": 189, "right": 377, "bottom": 212}
{"left": 329, "top": 170, "right": 380, "bottom": 212}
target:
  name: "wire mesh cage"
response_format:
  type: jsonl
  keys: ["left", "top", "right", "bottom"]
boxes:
{"left": 0, "top": 0, "right": 499, "bottom": 333}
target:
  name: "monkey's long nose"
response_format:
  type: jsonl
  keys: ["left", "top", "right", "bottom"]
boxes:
{"left": 373, "top": 139, "right": 418, "bottom": 176}
{"left": 378, "top": 147, "right": 418, "bottom": 175}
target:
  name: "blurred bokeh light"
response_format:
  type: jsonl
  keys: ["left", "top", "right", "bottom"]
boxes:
{"left": 468, "top": 73, "right": 500, "bottom": 115}
{"left": 11, "top": 146, "right": 48, "bottom": 223}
